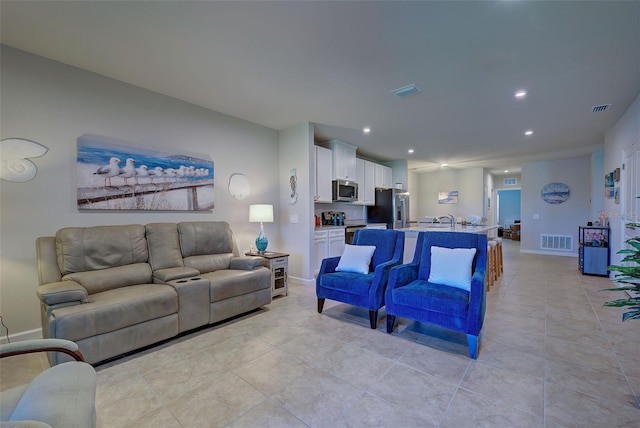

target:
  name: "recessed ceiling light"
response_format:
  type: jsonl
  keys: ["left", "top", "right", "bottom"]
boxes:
{"left": 525, "top": 130, "right": 533, "bottom": 136}
{"left": 504, "top": 170, "right": 509, "bottom": 173}
{"left": 363, "top": 127, "right": 371, "bottom": 134}
{"left": 408, "top": 149, "right": 414, "bottom": 154}
{"left": 515, "top": 90, "right": 527, "bottom": 98}
{"left": 440, "top": 163, "right": 449, "bottom": 167}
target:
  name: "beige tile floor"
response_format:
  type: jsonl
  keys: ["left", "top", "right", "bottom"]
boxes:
{"left": 2, "top": 239, "right": 639, "bottom": 427}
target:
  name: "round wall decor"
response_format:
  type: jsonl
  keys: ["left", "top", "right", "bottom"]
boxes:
{"left": 541, "top": 182, "right": 570, "bottom": 204}
{"left": 228, "top": 173, "right": 250, "bottom": 200}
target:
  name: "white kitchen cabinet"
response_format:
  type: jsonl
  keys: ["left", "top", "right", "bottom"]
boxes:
{"left": 314, "top": 228, "right": 346, "bottom": 275}
{"left": 355, "top": 158, "right": 365, "bottom": 205}
{"left": 382, "top": 165, "right": 393, "bottom": 188}
{"left": 356, "top": 158, "right": 375, "bottom": 205}
{"left": 363, "top": 160, "right": 376, "bottom": 205}
{"left": 314, "top": 230, "right": 329, "bottom": 275}
{"left": 373, "top": 163, "right": 393, "bottom": 189}
{"left": 329, "top": 228, "right": 346, "bottom": 258}
{"left": 315, "top": 146, "right": 333, "bottom": 203}
{"left": 330, "top": 139, "right": 357, "bottom": 181}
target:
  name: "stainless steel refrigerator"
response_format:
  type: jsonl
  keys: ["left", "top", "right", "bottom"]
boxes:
{"left": 367, "top": 188, "right": 410, "bottom": 229}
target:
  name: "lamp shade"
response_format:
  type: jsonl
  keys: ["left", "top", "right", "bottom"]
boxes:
{"left": 249, "top": 204, "right": 274, "bottom": 223}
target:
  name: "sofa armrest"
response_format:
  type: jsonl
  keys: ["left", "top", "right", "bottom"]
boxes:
{"left": 0, "top": 338, "right": 85, "bottom": 362}
{"left": 230, "top": 256, "right": 265, "bottom": 270}
{"left": 36, "top": 281, "right": 88, "bottom": 306}
{"left": 153, "top": 267, "right": 201, "bottom": 282}
{"left": 318, "top": 256, "right": 341, "bottom": 275}
{"left": 387, "top": 263, "right": 419, "bottom": 290}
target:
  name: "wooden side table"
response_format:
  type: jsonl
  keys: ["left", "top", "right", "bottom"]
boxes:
{"left": 248, "top": 251, "right": 289, "bottom": 297}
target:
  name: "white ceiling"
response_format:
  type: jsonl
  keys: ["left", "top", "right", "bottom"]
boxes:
{"left": 1, "top": 1, "right": 639, "bottom": 175}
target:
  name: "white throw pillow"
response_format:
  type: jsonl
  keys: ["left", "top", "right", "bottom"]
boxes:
{"left": 335, "top": 244, "right": 376, "bottom": 274}
{"left": 428, "top": 246, "right": 477, "bottom": 290}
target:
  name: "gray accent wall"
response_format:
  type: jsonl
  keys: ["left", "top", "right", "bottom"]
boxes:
{"left": 0, "top": 47, "right": 280, "bottom": 336}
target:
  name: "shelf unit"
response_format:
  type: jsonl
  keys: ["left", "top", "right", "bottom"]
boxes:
{"left": 578, "top": 226, "right": 610, "bottom": 276}
{"left": 249, "top": 251, "right": 289, "bottom": 297}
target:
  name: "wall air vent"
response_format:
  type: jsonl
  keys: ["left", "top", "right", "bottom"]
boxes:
{"left": 391, "top": 84, "right": 421, "bottom": 99}
{"left": 540, "top": 234, "right": 572, "bottom": 251}
{"left": 592, "top": 104, "right": 611, "bottom": 113}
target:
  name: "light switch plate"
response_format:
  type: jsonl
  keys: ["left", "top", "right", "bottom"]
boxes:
{"left": 290, "top": 214, "right": 299, "bottom": 224}
{"left": 533, "top": 213, "right": 540, "bottom": 220}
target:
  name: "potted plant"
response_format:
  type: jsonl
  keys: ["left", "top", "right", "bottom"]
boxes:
{"left": 603, "top": 228, "right": 640, "bottom": 321}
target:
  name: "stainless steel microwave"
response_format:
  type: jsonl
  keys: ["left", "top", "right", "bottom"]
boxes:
{"left": 332, "top": 179, "right": 358, "bottom": 202}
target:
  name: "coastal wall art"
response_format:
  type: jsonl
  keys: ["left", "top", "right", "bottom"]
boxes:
{"left": 77, "top": 134, "right": 214, "bottom": 211}
{"left": 438, "top": 190, "right": 458, "bottom": 204}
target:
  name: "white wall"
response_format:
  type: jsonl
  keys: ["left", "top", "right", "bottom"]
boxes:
{"left": 0, "top": 47, "right": 280, "bottom": 338}
{"left": 279, "top": 123, "right": 314, "bottom": 282}
{"left": 591, "top": 150, "right": 605, "bottom": 223}
{"left": 604, "top": 94, "right": 640, "bottom": 267}
{"left": 415, "top": 167, "right": 485, "bottom": 219}
{"left": 521, "top": 156, "right": 592, "bottom": 256}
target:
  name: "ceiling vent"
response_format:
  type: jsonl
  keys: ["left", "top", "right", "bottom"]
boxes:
{"left": 592, "top": 104, "right": 611, "bottom": 113}
{"left": 391, "top": 84, "right": 421, "bottom": 99}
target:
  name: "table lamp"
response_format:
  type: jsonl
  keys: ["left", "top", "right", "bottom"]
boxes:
{"left": 249, "top": 204, "right": 274, "bottom": 253}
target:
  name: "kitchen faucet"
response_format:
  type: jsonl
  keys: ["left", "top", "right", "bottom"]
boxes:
{"left": 438, "top": 214, "right": 456, "bottom": 229}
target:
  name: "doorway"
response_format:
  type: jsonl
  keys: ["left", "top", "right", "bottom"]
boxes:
{"left": 497, "top": 189, "right": 521, "bottom": 228}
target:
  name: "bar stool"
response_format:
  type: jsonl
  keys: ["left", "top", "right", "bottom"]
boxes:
{"left": 493, "top": 237, "right": 503, "bottom": 275}
{"left": 487, "top": 240, "right": 497, "bottom": 290}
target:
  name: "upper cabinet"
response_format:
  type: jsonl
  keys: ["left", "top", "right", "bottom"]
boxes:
{"left": 315, "top": 145, "right": 333, "bottom": 203}
{"left": 356, "top": 158, "right": 376, "bottom": 205}
{"left": 374, "top": 163, "right": 393, "bottom": 188}
{"left": 329, "top": 139, "right": 357, "bottom": 181}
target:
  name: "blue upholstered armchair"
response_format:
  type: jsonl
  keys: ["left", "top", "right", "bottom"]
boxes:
{"left": 316, "top": 228, "right": 405, "bottom": 329}
{"left": 385, "top": 231, "right": 487, "bottom": 358}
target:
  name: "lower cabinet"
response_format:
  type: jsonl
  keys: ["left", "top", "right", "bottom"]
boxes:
{"left": 314, "top": 228, "right": 345, "bottom": 275}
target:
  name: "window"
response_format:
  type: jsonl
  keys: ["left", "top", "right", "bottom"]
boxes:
{"left": 504, "top": 178, "right": 517, "bottom": 186}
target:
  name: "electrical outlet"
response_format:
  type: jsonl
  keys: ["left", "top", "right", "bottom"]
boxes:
{"left": 290, "top": 214, "right": 299, "bottom": 224}
{"left": 533, "top": 213, "right": 540, "bottom": 220}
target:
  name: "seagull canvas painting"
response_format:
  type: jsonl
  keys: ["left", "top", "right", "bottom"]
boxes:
{"left": 77, "top": 134, "right": 214, "bottom": 211}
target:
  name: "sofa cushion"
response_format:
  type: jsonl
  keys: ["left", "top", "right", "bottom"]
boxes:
{"left": 62, "top": 263, "right": 152, "bottom": 295}
{"left": 183, "top": 254, "right": 233, "bottom": 273}
{"left": 201, "top": 269, "right": 270, "bottom": 303}
{"left": 391, "top": 280, "right": 469, "bottom": 317}
{"left": 51, "top": 284, "right": 178, "bottom": 341}
{"left": 178, "top": 222, "right": 234, "bottom": 257}
{"left": 56, "top": 225, "right": 148, "bottom": 275}
{"left": 145, "top": 223, "right": 184, "bottom": 271}
{"left": 317, "top": 271, "right": 374, "bottom": 296}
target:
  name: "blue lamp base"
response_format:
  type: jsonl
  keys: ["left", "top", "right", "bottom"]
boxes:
{"left": 256, "top": 223, "right": 268, "bottom": 253}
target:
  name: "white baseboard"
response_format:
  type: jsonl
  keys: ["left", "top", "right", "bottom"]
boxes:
{"left": 289, "top": 276, "right": 315, "bottom": 286}
{"left": 520, "top": 249, "right": 577, "bottom": 258}
{"left": 0, "top": 328, "right": 43, "bottom": 345}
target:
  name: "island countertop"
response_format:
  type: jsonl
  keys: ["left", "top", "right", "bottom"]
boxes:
{"left": 398, "top": 224, "right": 498, "bottom": 234}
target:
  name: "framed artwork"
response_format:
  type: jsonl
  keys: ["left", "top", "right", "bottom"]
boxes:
{"left": 289, "top": 168, "right": 298, "bottom": 204}
{"left": 615, "top": 187, "right": 620, "bottom": 204}
{"left": 614, "top": 167, "right": 621, "bottom": 182}
{"left": 438, "top": 190, "right": 458, "bottom": 204}
{"left": 541, "top": 182, "right": 570, "bottom": 204}
{"left": 605, "top": 172, "right": 615, "bottom": 198}
{"left": 76, "top": 134, "right": 214, "bottom": 211}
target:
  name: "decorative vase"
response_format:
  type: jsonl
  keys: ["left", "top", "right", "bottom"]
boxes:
{"left": 256, "top": 223, "right": 268, "bottom": 253}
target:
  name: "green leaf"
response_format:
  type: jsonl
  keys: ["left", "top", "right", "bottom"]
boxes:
{"left": 599, "top": 286, "right": 640, "bottom": 292}
{"left": 622, "top": 310, "right": 640, "bottom": 322}
{"left": 603, "top": 299, "right": 640, "bottom": 308}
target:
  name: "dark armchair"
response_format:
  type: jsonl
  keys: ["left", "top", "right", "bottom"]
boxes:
{"left": 316, "top": 228, "right": 405, "bottom": 328}
{"left": 385, "top": 231, "right": 487, "bottom": 358}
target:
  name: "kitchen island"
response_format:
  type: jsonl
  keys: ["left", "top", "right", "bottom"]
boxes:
{"left": 399, "top": 224, "right": 498, "bottom": 263}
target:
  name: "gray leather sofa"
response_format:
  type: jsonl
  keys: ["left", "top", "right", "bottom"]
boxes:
{"left": 36, "top": 221, "right": 271, "bottom": 365}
